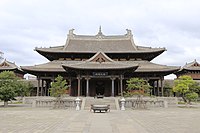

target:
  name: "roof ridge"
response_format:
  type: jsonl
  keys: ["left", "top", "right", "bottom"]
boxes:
{"left": 65, "top": 28, "right": 135, "bottom": 41}
{"left": 71, "top": 35, "right": 130, "bottom": 40}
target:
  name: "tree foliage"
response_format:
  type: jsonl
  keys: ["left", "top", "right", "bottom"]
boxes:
{"left": 185, "top": 92, "right": 198, "bottom": 102}
{"left": 50, "top": 75, "right": 68, "bottom": 97}
{"left": 0, "top": 71, "right": 19, "bottom": 107}
{"left": 16, "top": 80, "right": 34, "bottom": 97}
{"left": 173, "top": 75, "right": 200, "bottom": 103}
{"left": 0, "top": 71, "right": 33, "bottom": 107}
{"left": 125, "top": 77, "right": 151, "bottom": 97}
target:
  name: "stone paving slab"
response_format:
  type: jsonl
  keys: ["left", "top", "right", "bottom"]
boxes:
{"left": 0, "top": 106, "right": 200, "bottom": 133}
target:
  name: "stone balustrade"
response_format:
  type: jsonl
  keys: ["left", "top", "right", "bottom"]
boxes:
{"left": 124, "top": 99, "right": 164, "bottom": 109}
{"left": 23, "top": 96, "right": 81, "bottom": 109}
{"left": 119, "top": 97, "right": 178, "bottom": 109}
{"left": 32, "top": 99, "right": 78, "bottom": 109}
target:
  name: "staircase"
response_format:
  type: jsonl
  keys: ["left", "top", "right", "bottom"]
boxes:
{"left": 84, "top": 97, "right": 119, "bottom": 110}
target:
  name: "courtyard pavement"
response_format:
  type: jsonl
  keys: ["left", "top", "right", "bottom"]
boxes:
{"left": 0, "top": 105, "right": 200, "bottom": 133}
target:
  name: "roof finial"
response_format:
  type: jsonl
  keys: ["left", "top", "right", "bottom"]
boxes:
{"left": 98, "top": 26, "right": 102, "bottom": 35}
{"left": 68, "top": 28, "right": 75, "bottom": 38}
{"left": 126, "top": 29, "right": 132, "bottom": 36}
{"left": 69, "top": 29, "right": 75, "bottom": 35}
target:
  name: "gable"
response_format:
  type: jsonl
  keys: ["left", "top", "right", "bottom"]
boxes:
{"left": 0, "top": 61, "right": 10, "bottom": 67}
{"left": 88, "top": 51, "right": 114, "bottom": 63}
{"left": 192, "top": 62, "right": 200, "bottom": 67}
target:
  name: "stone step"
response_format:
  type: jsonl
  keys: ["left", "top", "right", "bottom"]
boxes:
{"left": 84, "top": 97, "right": 117, "bottom": 110}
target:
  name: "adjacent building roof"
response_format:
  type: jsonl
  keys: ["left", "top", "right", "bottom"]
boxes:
{"left": 174, "top": 59, "right": 200, "bottom": 78}
{"left": 181, "top": 59, "right": 200, "bottom": 71}
{"left": 0, "top": 59, "right": 24, "bottom": 72}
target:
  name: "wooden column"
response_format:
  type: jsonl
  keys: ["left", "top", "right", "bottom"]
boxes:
{"left": 44, "top": 80, "right": 47, "bottom": 96}
{"left": 157, "top": 80, "right": 159, "bottom": 96}
{"left": 120, "top": 75, "right": 124, "bottom": 97}
{"left": 161, "top": 77, "right": 164, "bottom": 97}
{"left": 41, "top": 79, "right": 44, "bottom": 96}
{"left": 68, "top": 79, "right": 72, "bottom": 96}
{"left": 85, "top": 77, "right": 90, "bottom": 97}
{"left": 77, "top": 75, "right": 81, "bottom": 97}
{"left": 111, "top": 77, "right": 115, "bottom": 97}
{"left": 47, "top": 81, "right": 50, "bottom": 96}
{"left": 153, "top": 80, "right": 156, "bottom": 96}
{"left": 37, "top": 77, "right": 40, "bottom": 96}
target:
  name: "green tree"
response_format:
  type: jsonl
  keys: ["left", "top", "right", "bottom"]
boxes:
{"left": 0, "top": 71, "right": 19, "bottom": 107}
{"left": 50, "top": 75, "right": 68, "bottom": 97}
{"left": 173, "top": 75, "right": 200, "bottom": 104}
{"left": 190, "top": 81, "right": 200, "bottom": 94}
{"left": 0, "top": 71, "right": 33, "bottom": 107}
{"left": 125, "top": 77, "right": 151, "bottom": 97}
{"left": 49, "top": 75, "right": 68, "bottom": 108}
{"left": 16, "top": 80, "right": 34, "bottom": 97}
{"left": 185, "top": 92, "right": 198, "bottom": 102}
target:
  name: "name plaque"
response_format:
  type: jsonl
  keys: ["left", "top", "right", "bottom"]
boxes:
{"left": 93, "top": 72, "right": 108, "bottom": 76}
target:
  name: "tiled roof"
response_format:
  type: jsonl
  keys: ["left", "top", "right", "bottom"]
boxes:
{"left": 0, "top": 59, "right": 19, "bottom": 71}
{"left": 182, "top": 59, "right": 200, "bottom": 71}
{"left": 21, "top": 60, "right": 67, "bottom": 72}
{"left": 121, "top": 60, "right": 180, "bottom": 72}
{"left": 62, "top": 52, "right": 138, "bottom": 70}
{"left": 35, "top": 29, "right": 165, "bottom": 54}
{"left": 21, "top": 57, "right": 179, "bottom": 73}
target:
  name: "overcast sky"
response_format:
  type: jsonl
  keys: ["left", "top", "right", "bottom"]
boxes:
{"left": 0, "top": 0, "right": 200, "bottom": 78}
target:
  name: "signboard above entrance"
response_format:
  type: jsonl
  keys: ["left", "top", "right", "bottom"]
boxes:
{"left": 93, "top": 72, "right": 108, "bottom": 76}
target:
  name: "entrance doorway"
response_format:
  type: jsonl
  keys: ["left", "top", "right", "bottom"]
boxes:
{"left": 95, "top": 81, "right": 105, "bottom": 95}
